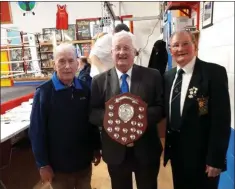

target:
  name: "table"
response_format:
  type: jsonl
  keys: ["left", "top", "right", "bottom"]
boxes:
{"left": 0, "top": 99, "right": 33, "bottom": 183}
{"left": 1, "top": 99, "right": 32, "bottom": 143}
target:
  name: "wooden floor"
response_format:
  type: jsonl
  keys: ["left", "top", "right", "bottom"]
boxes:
{"left": 2, "top": 132, "right": 173, "bottom": 189}
{"left": 90, "top": 151, "right": 173, "bottom": 189}
{"left": 34, "top": 138, "right": 173, "bottom": 189}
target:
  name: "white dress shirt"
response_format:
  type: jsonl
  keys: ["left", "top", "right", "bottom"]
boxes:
{"left": 169, "top": 56, "right": 196, "bottom": 118}
{"left": 116, "top": 66, "right": 134, "bottom": 147}
{"left": 115, "top": 67, "right": 133, "bottom": 91}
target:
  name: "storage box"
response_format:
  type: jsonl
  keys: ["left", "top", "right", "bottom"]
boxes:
{"left": 172, "top": 16, "right": 193, "bottom": 33}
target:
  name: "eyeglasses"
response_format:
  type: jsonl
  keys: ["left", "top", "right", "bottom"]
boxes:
{"left": 113, "top": 46, "right": 134, "bottom": 53}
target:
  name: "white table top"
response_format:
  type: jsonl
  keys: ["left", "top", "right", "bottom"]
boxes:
{"left": 1, "top": 99, "right": 33, "bottom": 143}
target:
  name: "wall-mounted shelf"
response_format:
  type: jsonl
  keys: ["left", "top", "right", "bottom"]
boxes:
{"left": 165, "top": 1, "right": 200, "bottom": 29}
{"left": 165, "top": 1, "right": 199, "bottom": 20}
{"left": 165, "top": 2, "right": 199, "bottom": 17}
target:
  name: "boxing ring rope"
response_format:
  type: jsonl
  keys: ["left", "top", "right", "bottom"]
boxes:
{"left": 1, "top": 27, "right": 43, "bottom": 79}
{"left": 1, "top": 26, "right": 36, "bottom": 35}
{"left": 1, "top": 71, "right": 41, "bottom": 79}
{"left": 0, "top": 46, "right": 37, "bottom": 51}
{"left": 1, "top": 59, "right": 40, "bottom": 64}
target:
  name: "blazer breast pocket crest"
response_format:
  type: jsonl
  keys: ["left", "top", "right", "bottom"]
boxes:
{"left": 197, "top": 96, "right": 209, "bottom": 115}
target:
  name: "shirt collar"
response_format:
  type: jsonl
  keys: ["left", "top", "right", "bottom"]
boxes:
{"left": 115, "top": 66, "right": 133, "bottom": 80}
{"left": 177, "top": 56, "right": 196, "bottom": 74}
{"left": 52, "top": 72, "right": 83, "bottom": 91}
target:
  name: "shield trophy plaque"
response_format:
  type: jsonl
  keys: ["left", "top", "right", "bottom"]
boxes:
{"left": 103, "top": 93, "right": 148, "bottom": 145}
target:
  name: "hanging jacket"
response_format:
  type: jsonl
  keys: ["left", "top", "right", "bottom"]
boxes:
{"left": 148, "top": 40, "right": 168, "bottom": 76}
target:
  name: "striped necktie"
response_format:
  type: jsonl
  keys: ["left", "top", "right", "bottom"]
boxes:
{"left": 170, "top": 69, "right": 185, "bottom": 130}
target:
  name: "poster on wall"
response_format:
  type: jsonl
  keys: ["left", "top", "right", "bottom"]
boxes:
{"left": 202, "top": 2, "right": 214, "bottom": 29}
{"left": 63, "top": 24, "right": 76, "bottom": 41}
{"left": 9, "top": 48, "right": 33, "bottom": 73}
{"left": 92, "top": 24, "right": 103, "bottom": 38}
{"left": 42, "top": 28, "right": 62, "bottom": 42}
{"left": 0, "top": 2, "right": 12, "bottom": 24}
{"left": 76, "top": 20, "right": 92, "bottom": 40}
{"left": 6, "top": 27, "right": 23, "bottom": 45}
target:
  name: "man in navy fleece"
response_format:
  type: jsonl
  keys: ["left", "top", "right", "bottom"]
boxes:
{"left": 29, "top": 43, "right": 101, "bottom": 189}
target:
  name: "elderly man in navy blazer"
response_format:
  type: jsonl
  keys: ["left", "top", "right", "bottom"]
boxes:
{"left": 163, "top": 31, "right": 231, "bottom": 189}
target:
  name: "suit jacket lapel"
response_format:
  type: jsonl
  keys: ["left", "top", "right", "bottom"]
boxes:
{"left": 182, "top": 58, "right": 203, "bottom": 118}
{"left": 130, "top": 65, "right": 142, "bottom": 95}
{"left": 108, "top": 68, "right": 120, "bottom": 97}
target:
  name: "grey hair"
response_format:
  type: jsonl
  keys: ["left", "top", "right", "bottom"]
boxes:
{"left": 54, "top": 43, "right": 77, "bottom": 61}
{"left": 169, "top": 30, "right": 196, "bottom": 45}
{"left": 112, "top": 30, "right": 137, "bottom": 50}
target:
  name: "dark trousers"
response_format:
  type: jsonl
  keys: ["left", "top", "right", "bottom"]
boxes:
{"left": 169, "top": 133, "right": 220, "bottom": 189}
{"left": 171, "top": 157, "right": 220, "bottom": 189}
{"left": 107, "top": 147, "right": 160, "bottom": 189}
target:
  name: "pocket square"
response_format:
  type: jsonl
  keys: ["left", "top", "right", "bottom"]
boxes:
{"left": 197, "top": 96, "right": 209, "bottom": 115}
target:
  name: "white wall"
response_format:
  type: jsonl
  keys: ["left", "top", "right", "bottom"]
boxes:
{"left": 118, "top": 2, "right": 162, "bottom": 66}
{"left": 198, "top": 2, "right": 234, "bottom": 129}
{"left": 2, "top": 2, "right": 161, "bottom": 67}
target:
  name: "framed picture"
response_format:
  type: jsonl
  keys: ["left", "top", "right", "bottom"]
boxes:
{"left": 202, "top": 2, "right": 214, "bottom": 29}
{"left": 76, "top": 19, "right": 93, "bottom": 40}
{"left": 42, "top": 28, "right": 62, "bottom": 42}
{"left": 63, "top": 24, "right": 76, "bottom": 41}
{"left": 9, "top": 48, "right": 33, "bottom": 73}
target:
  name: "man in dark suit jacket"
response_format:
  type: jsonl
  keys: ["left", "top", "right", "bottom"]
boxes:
{"left": 163, "top": 30, "right": 231, "bottom": 189}
{"left": 90, "top": 31, "right": 164, "bottom": 189}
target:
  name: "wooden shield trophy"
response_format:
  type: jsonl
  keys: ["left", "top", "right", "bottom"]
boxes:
{"left": 103, "top": 93, "right": 147, "bottom": 145}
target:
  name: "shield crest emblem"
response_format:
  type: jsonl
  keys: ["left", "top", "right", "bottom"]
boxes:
{"left": 103, "top": 93, "right": 148, "bottom": 145}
